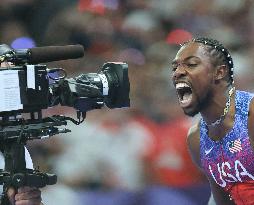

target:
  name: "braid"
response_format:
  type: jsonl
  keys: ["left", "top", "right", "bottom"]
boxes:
{"left": 182, "top": 37, "right": 234, "bottom": 84}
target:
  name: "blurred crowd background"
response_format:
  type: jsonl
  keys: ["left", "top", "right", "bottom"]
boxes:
{"left": 1, "top": 0, "right": 254, "bottom": 204}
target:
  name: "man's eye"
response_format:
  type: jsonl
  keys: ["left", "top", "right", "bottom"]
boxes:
{"left": 187, "top": 64, "right": 197, "bottom": 67}
{"left": 172, "top": 66, "right": 177, "bottom": 71}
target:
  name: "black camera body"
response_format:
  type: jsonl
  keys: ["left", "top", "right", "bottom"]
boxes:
{"left": 0, "top": 62, "right": 130, "bottom": 116}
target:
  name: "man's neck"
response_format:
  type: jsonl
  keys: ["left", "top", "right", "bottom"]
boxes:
{"left": 201, "top": 84, "right": 233, "bottom": 126}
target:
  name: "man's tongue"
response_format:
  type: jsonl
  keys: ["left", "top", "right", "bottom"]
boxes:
{"left": 180, "top": 92, "right": 192, "bottom": 107}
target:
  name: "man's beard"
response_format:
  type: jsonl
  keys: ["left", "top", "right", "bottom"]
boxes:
{"left": 183, "top": 90, "right": 212, "bottom": 117}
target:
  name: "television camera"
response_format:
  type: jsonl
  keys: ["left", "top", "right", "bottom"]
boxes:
{"left": 0, "top": 44, "right": 130, "bottom": 204}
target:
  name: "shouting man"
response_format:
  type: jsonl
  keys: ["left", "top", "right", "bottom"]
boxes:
{"left": 172, "top": 37, "right": 254, "bottom": 205}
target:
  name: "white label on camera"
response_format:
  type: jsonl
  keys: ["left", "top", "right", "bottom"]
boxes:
{"left": 0, "top": 70, "right": 23, "bottom": 112}
{"left": 98, "top": 74, "right": 109, "bottom": 95}
{"left": 27, "top": 65, "right": 35, "bottom": 89}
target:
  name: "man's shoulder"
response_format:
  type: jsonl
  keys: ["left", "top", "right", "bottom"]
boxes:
{"left": 186, "top": 121, "right": 201, "bottom": 167}
{"left": 247, "top": 96, "right": 254, "bottom": 145}
{"left": 187, "top": 121, "right": 200, "bottom": 141}
{"left": 249, "top": 96, "right": 254, "bottom": 115}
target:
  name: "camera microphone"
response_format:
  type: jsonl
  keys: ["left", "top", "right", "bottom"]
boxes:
{"left": 28, "top": 45, "right": 85, "bottom": 64}
{"left": 1, "top": 45, "right": 85, "bottom": 64}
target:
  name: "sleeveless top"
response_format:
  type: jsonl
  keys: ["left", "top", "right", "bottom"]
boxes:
{"left": 200, "top": 90, "right": 254, "bottom": 204}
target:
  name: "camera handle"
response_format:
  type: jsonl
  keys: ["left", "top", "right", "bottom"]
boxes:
{"left": 0, "top": 141, "right": 57, "bottom": 205}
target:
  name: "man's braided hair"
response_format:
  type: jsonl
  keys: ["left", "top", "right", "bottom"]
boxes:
{"left": 181, "top": 37, "right": 234, "bottom": 84}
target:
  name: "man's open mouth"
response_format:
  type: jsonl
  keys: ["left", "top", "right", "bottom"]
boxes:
{"left": 176, "top": 82, "right": 193, "bottom": 107}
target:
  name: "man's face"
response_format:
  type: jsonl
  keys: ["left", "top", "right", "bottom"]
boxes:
{"left": 171, "top": 42, "right": 215, "bottom": 116}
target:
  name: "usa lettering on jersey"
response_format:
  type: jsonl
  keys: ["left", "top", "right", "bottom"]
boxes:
{"left": 209, "top": 160, "right": 254, "bottom": 187}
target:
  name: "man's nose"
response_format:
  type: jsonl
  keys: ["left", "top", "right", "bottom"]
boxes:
{"left": 173, "top": 65, "right": 187, "bottom": 80}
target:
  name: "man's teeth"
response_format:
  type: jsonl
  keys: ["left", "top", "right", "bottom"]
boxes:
{"left": 176, "top": 82, "right": 190, "bottom": 89}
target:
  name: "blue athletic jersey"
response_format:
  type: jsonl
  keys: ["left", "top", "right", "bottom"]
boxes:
{"left": 200, "top": 90, "right": 254, "bottom": 192}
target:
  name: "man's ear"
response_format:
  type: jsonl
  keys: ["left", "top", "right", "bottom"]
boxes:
{"left": 214, "top": 65, "right": 228, "bottom": 81}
